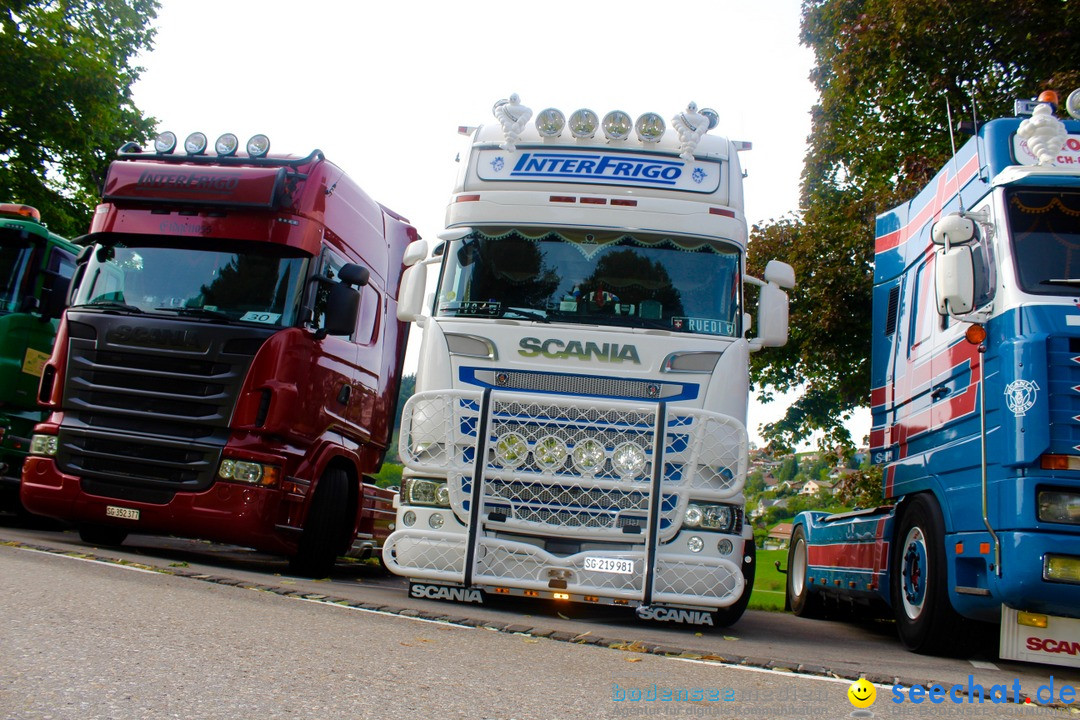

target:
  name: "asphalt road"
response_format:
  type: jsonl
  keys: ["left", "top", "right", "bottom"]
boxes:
{"left": 1, "top": 521, "right": 1077, "bottom": 719}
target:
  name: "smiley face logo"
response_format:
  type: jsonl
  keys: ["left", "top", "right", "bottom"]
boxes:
{"left": 848, "top": 678, "right": 876, "bottom": 708}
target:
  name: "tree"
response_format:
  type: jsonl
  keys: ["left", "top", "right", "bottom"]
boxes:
{"left": 748, "top": 0, "right": 1080, "bottom": 450}
{"left": 0, "top": 1, "right": 160, "bottom": 237}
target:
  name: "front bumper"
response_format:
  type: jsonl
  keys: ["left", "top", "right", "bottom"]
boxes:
{"left": 20, "top": 456, "right": 295, "bottom": 554}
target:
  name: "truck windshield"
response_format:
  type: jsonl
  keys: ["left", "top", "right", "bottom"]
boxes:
{"left": 435, "top": 228, "right": 742, "bottom": 336}
{"left": 1008, "top": 189, "right": 1080, "bottom": 296}
{"left": 0, "top": 235, "right": 34, "bottom": 314}
{"left": 71, "top": 241, "right": 308, "bottom": 327}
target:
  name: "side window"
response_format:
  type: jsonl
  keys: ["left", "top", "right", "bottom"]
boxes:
{"left": 48, "top": 247, "right": 76, "bottom": 280}
{"left": 356, "top": 284, "right": 379, "bottom": 345}
{"left": 910, "top": 257, "right": 936, "bottom": 353}
{"left": 311, "top": 247, "right": 350, "bottom": 337}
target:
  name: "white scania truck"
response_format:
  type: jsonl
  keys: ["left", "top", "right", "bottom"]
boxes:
{"left": 383, "top": 96, "right": 794, "bottom": 626}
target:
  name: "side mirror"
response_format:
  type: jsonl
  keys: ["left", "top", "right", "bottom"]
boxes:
{"left": 403, "top": 239, "right": 428, "bottom": 268}
{"left": 935, "top": 245, "right": 975, "bottom": 315}
{"left": 397, "top": 262, "right": 428, "bottom": 323}
{"left": 322, "top": 282, "right": 360, "bottom": 336}
{"left": 338, "top": 263, "right": 370, "bottom": 287}
{"left": 40, "top": 272, "right": 71, "bottom": 319}
{"left": 932, "top": 214, "right": 975, "bottom": 246}
{"left": 748, "top": 260, "right": 794, "bottom": 351}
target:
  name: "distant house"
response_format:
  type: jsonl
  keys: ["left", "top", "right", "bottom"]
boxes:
{"left": 766, "top": 522, "right": 794, "bottom": 550}
{"left": 751, "top": 496, "right": 789, "bottom": 519}
{"left": 762, "top": 473, "right": 778, "bottom": 490}
{"left": 800, "top": 479, "right": 835, "bottom": 496}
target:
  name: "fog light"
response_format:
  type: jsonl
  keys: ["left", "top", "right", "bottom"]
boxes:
{"left": 572, "top": 438, "right": 605, "bottom": 474}
{"left": 402, "top": 510, "right": 417, "bottom": 527}
{"left": 29, "top": 434, "right": 58, "bottom": 457}
{"left": 687, "top": 536, "right": 704, "bottom": 553}
{"left": 428, "top": 512, "right": 444, "bottom": 529}
{"left": 534, "top": 435, "right": 568, "bottom": 470}
{"left": 611, "top": 442, "right": 645, "bottom": 478}
{"left": 495, "top": 432, "right": 528, "bottom": 468}
{"left": 1044, "top": 554, "right": 1080, "bottom": 585}
{"left": 1017, "top": 611, "right": 1049, "bottom": 628}
{"left": 717, "top": 538, "right": 733, "bottom": 555}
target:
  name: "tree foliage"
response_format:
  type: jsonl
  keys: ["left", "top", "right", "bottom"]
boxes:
{"left": 748, "top": 0, "right": 1080, "bottom": 452}
{"left": 0, "top": 0, "right": 160, "bottom": 237}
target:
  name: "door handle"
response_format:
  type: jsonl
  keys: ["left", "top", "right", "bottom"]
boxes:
{"left": 931, "top": 386, "right": 949, "bottom": 401}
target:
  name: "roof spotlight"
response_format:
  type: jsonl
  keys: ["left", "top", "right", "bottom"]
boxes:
{"left": 569, "top": 109, "right": 599, "bottom": 139}
{"left": 635, "top": 112, "right": 665, "bottom": 142}
{"left": 184, "top": 132, "right": 208, "bottom": 155}
{"left": 154, "top": 131, "right": 177, "bottom": 154}
{"left": 246, "top": 134, "right": 271, "bottom": 158}
{"left": 215, "top": 133, "right": 239, "bottom": 157}
{"left": 700, "top": 108, "right": 720, "bottom": 131}
{"left": 602, "top": 110, "right": 632, "bottom": 141}
{"left": 535, "top": 108, "right": 565, "bottom": 138}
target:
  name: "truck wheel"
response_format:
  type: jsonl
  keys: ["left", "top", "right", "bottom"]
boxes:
{"left": 712, "top": 542, "right": 755, "bottom": 627}
{"left": 289, "top": 468, "right": 350, "bottom": 578}
{"left": 78, "top": 524, "right": 129, "bottom": 547}
{"left": 891, "top": 494, "right": 960, "bottom": 653}
{"left": 787, "top": 524, "right": 825, "bottom": 618}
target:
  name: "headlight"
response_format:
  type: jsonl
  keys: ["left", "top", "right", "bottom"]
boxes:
{"left": 218, "top": 458, "right": 279, "bottom": 487}
{"left": 1044, "top": 554, "right": 1080, "bottom": 585}
{"left": 29, "top": 434, "right": 58, "bottom": 457}
{"left": 402, "top": 478, "right": 451, "bottom": 507}
{"left": 683, "top": 502, "right": 740, "bottom": 533}
{"left": 1038, "top": 490, "right": 1080, "bottom": 525}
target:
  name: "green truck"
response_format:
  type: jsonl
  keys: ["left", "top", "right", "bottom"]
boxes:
{"left": 0, "top": 204, "right": 78, "bottom": 512}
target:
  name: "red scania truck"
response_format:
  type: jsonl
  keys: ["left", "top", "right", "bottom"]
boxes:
{"left": 20, "top": 131, "right": 419, "bottom": 576}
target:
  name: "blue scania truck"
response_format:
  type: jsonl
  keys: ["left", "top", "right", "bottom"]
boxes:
{"left": 787, "top": 90, "right": 1080, "bottom": 667}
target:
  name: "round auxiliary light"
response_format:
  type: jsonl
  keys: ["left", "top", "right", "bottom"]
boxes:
{"left": 1067, "top": 89, "right": 1080, "bottom": 121}
{"left": 428, "top": 513, "right": 445, "bottom": 530}
{"left": 717, "top": 538, "right": 734, "bottom": 556}
{"left": 611, "top": 442, "right": 646, "bottom": 478}
{"left": 184, "top": 132, "right": 208, "bottom": 155}
{"left": 569, "top": 108, "right": 599, "bottom": 138}
{"left": 215, "top": 133, "right": 239, "bottom": 157}
{"left": 534, "top": 435, "right": 568, "bottom": 470}
{"left": 436, "top": 484, "right": 451, "bottom": 506}
{"left": 495, "top": 432, "right": 528, "bottom": 468}
{"left": 687, "top": 536, "right": 704, "bottom": 553}
{"left": 684, "top": 505, "right": 704, "bottom": 527}
{"left": 635, "top": 112, "right": 665, "bottom": 143}
{"left": 154, "top": 131, "right": 177, "bottom": 154}
{"left": 602, "top": 110, "right": 632, "bottom": 140}
{"left": 246, "top": 134, "right": 271, "bottom": 158}
{"left": 572, "top": 438, "right": 605, "bottom": 474}
{"left": 535, "top": 108, "right": 565, "bottom": 138}
{"left": 402, "top": 510, "right": 417, "bottom": 527}
{"left": 700, "top": 107, "right": 720, "bottom": 130}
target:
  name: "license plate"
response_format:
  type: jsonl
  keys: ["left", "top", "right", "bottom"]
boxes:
{"left": 105, "top": 505, "right": 139, "bottom": 521}
{"left": 583, "top": 556, "right": 634, "bottom": 575}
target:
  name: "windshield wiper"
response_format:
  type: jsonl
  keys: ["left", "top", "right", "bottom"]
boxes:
{"left": 81, "top": 301, "right": 143, "bottom": 313}
{"left": 500, "top": 307, "right": 549, "bottom": 322}
{"left": 1041, "top": 279, "right": 1080, "bottom": 287}
{"left": 154, "top": 306, "right": 230, "bottom": 320}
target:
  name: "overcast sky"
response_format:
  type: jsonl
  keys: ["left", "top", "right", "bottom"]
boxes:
{"left": 130, "top": 0, "right": 863, "bottom": 448}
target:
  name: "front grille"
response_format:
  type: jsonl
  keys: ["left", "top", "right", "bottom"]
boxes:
{"left": 475, "top": 369, "right": 673, "bottom": 399}
{"left": 1048, "top": 336, "right": 1080, "bottom": 453}
{"left": 57, "top": 313, "right": 270, "bottom": 492}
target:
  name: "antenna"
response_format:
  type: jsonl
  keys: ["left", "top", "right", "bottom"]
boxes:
{"left": 946, "top": 96, "right": 965, "bottom": 213}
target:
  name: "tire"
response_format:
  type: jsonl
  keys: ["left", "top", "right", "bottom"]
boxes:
{"left": 712, "top": 542, "right": 755, "bottom": 627}
{"left": 78, "top": 524, "right": 129, "bottom": 547}
{"left": 891, "top": 494, "right": 961, "bottom": 654}
{"left": 787, "top": 524, "right": 826, "bottom": 618}
{"left": 289, "top": 468, "right": 351, "bottom": 578}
